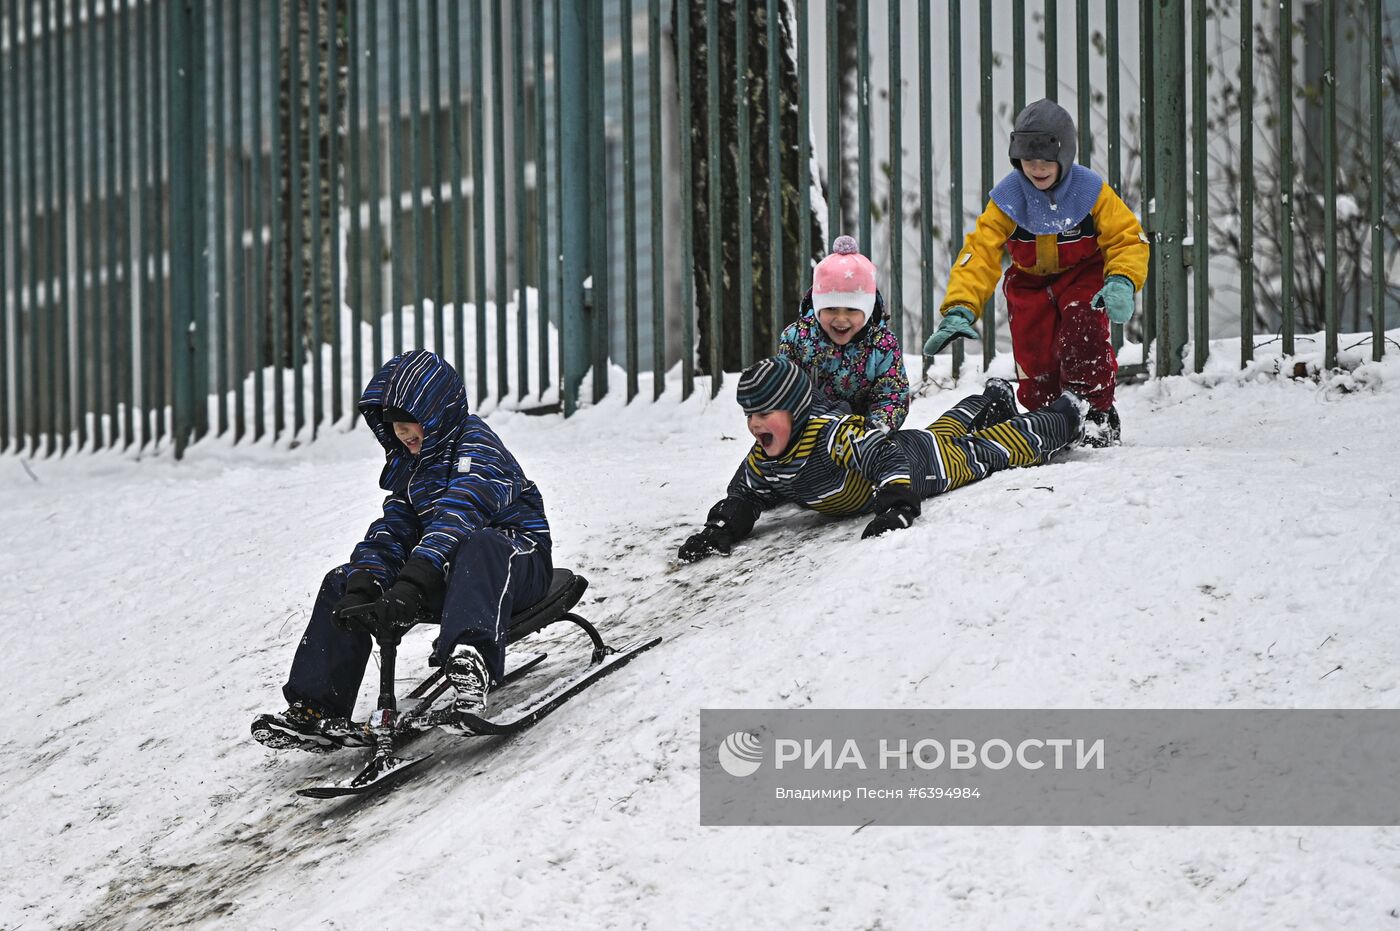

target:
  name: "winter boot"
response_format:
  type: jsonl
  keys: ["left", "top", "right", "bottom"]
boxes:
{"left": 445, "top": 643, "right": 491, "bottom": 718}
{"left": 970, "top": 377, "right": 1019, "bottom": 432}
{"left": 252, "top": 701, "right": 366, "bottom": 753}
{"left": 1082, "top": 406, "right": 1122, "bottom": 447}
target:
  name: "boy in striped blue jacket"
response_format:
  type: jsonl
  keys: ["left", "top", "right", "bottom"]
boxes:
{"left": 254, "top": 350, "right": 553, "bottom": 752}
{"left": 678, "top": 356, "right": 1085, "bottom": 561}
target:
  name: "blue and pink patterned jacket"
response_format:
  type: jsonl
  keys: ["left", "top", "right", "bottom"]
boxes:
{"left": 777, "top": 289, "right": 910, "bottom": 432}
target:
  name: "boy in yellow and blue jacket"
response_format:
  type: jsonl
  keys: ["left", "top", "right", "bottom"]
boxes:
{"left": 924, "top": 98, "right": 1150, "bottom": 446}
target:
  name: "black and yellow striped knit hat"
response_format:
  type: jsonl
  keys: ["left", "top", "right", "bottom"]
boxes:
{"left": 737, "top": 356, "right": 813, "bottom": 424}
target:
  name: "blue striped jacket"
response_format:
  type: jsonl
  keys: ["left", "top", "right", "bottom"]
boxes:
{"left": 349, "top": 351, "right": 550, "bottom": 587}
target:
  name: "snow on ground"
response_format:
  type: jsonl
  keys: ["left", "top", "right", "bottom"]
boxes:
{"left": 3, "top": 335, "right": 1400, "bottom": 930}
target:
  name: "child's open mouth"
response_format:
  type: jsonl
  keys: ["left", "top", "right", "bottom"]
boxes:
{"left": 756, "top": 431, "right": 774, "bottom": 450}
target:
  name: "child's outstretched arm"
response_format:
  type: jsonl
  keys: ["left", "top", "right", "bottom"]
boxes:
{"left": 677, "top": 461, "right": 778, "bottom": 563}
{"left": 925, "top": 200, "right": 1018, "bottom": 354}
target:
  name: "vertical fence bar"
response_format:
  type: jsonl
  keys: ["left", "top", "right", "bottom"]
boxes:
{"left": 42, "top": 0, "right": 56, "bottom": 454}
{"left": 346, "top": 0, "right": 362, "bottom": 419}
{"left": 54, "top": 0, "right": 70, "bottom": 451}
{"left": 0, "top": 5, "right": 6, "bottom": 452}
{"left": 471, "top": 0, "right": 488, "bottom": 403}
{"left": 1321, "top": 5, "right": 1336, "bottom": 369}
{"left": 309, "top": 0, "right": 324, "bottom": 429}
{"left": 492, "top": 0, "right": 508, "bottom": 400}
{"left": 887, "top": 0, "right": 902, "bottom": 342}
{"left": 450, "top": 1, "right": 467, "bottom": 375}
{"left": 796, "top": 0, "right": 809, "bottom": 278}
{"left": 166, "top": 0, "right": 197, "bottom": 456}
{"left": 1153, "top": 0, "right": 1186, "bottom": 377}
{"left": 429, "top": 0, "right": 445, "bottom": 345}
{"left": 1075, "top": 0, "right": 1089, "bottom": 165}
{"left": 85, "top": 0, "right": 100, "bottom": 447}
{"left": 132, "top": 0, "right": 147, "bottom": 447}
{"left": 290, "top": 0, "right": 306, "bottom": 433}
{"left": 251, "top": 4, "right": 266, "bottom": 439}
{"left": 677, "top": 0, "right": 695, "bottom": 400}
{"left": 764, "top": 0, "right": 781, "bottom": 351}
{"left": 213, "top": 0, "right": 228, "bottom": 436}
{"left": 366, "top": 2, "right": 383, "bottom": 372}
{"left": 622, "top": 0, "right": 640, "bottom": 393}
{"left": 1371, "top": 0, "right": 1385, "bottom": 361}
{"left": 3, "top": 6, "right": 14, "bottom": 451}
{"left": 151, "top": 0, "right": 166, "bottom": 445}
{"left": 1012, "top": 0, "right": 1025, "bottom": 116}
{"left": 269, "top": 0, "right": 285, "bottom": 438}
{"left": 586, "top": 0, "right": 606, "bottom": 404}
{"left": 559, "top": 0, "right": 590, "bottom": 412}
{"left": 1191, "top": 0, "right": 1208, "bottom": 373}
{"left": 1140, "top": 0, "right": 1156, "bottom": 358}
{"left": 388, "top": 1, "right": 403, "bottom": 355}
{"left": 17, "top": 0, "right": 31, "bottom": 452}
{"left": 1279, "top": 0, "right": 1294, "bottom": 356}
{"left": 102, "top": 0, "right": 117, "bottom": 446}
{"left": 328, "top": 0, "right": 342, "bottom": 423}
{"left": 856, "top": 0, "right": 869, "bottom": 250}
{"left": 824, "top": 0, "right": 837, "bottom": 241}
{"left": 918, "top": 0, "right": 932, "bottom": 369}
{"left": 706, "top": 0, "right": 721, "bottom": 393}
{"left": 535, "top": 0, "right": 551, "bottom": 396}
{"left": 406, "top": 0, "right": 425, "bottom": 350}
{"left": 1044, "top": 0, "right": 1057, "bottom": 99}
{"left": 512, "top": 0, "right": 529, "bottom": 398}
{"left": 233, "top": 0, "right": 249, "bottom": 441}
{"left": 948, "top": 0, "right": 964, "bottom": 378}
{"left": 979, "top": 0, "right": 993, "bottom": 368}
{"left": 553, "top": 0, "right": 565, "bottom": 400}
{"left": 1239, "top": 0, "right": 1254, "bottom": 366}
{"left": 650, "top": 0, "right": 665, "bottom": 392}
{"left": 735, "top": 0, "right": 751, "bottom": 368}
{"left": 1107, "top": 0, "right": 1122, "bottom": 352}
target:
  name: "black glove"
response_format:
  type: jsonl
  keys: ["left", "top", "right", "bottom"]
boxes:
{"left": 861, "top": 503, "right": 918, "bottom": 539}
{"left": 370, "top": 557, "right": 444, "bottom": 636}
{"left": 678, "top": 526, "right": 734, "bottom": 563}
{"left": 333, "top": 573, "right": 383, "bottom": 631}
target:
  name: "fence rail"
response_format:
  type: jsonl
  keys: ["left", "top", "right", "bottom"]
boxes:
{"left": 0, "top": 0, "right": 1395, "bottom": 457}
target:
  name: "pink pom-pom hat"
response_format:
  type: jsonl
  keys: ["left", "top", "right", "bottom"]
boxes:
{"left": 810, "top": 235, "right": 877, "bottom": 314}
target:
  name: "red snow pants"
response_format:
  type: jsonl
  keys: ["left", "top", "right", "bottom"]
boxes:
{"left": 1003, "top": 255, "right": 1117, "bottom": 412}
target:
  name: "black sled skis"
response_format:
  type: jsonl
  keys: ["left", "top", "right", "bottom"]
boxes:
{"left": 272, "top": 569, "right": 660, "bottom": 798}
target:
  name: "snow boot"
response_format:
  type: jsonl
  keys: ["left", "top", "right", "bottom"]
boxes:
{"left": 445, "top": 643, "right": 491, "bottom": 718}
{"left": 970, "top": 377, "right": 1019, "bottom": 432}
{"left": 1082, "top": 405, "right": 1122, "bottom": 447}
{"left": 252, "top": 701, "right": 367, "bottom": 753}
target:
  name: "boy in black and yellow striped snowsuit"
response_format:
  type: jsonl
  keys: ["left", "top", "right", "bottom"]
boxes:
{"left": 678, "top": 356, "right": 1084, "bottom": 560}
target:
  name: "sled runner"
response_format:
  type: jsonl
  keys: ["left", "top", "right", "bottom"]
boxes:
{"left": 289, "top": 568, "right": 660, "bottom": 798}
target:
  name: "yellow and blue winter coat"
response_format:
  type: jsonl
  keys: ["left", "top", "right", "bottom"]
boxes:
{"left": 940, "top": 164, "right": 1150, "bottom": 316}
{"left": 349, "top": 350, "right": 550, "bottom": 588}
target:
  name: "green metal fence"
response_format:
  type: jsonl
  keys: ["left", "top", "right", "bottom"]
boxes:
{"left": 0, "top": 1, "right": 1395, "bottom": 458}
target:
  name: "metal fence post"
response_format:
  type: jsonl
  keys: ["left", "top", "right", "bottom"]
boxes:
{"left": 1152, "top": 0, "right": 1187, "bottom": 378}
{"left": 167, "top": 0, "right": 208, "bottom": 457}
{"left": 558, "top": 0, "right": 591, "bottom": 414}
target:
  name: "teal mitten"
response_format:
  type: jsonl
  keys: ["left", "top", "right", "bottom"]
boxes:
{"left": 922, "top": 306, "right": 980, "bottom": 355}
{"left": 1092, "top": 275, "right": 1136, "bottom": 325}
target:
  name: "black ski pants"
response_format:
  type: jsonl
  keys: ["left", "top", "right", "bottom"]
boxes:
{"left": 283, "top": 528, "right": 553, "bottom": 718}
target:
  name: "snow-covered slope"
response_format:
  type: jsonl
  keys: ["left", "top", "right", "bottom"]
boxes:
{"left": 4, "top": 343, "right": 1399, "bottom": 930}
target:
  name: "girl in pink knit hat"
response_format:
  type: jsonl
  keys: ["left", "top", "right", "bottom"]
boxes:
{"left": 777, "top": 235, "right": 910, "bottom": 431}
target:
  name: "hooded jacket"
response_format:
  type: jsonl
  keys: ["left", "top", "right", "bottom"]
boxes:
{"left": 778, "top": 288, "right": 910, "bottom": 432}
{"left": 940, "top": 99, "right": 1150, "bottom": 317}
{"left": 348, "top": 350, "right": 550, "bottom": 588}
